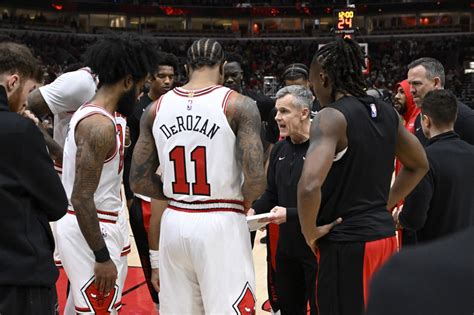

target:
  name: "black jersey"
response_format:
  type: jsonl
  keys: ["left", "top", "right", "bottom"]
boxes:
{"left": 318, "top": 96, "right": 399, "bottom": 242}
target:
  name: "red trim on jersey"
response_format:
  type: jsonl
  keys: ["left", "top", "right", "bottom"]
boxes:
{"left": 168, "top": 205, "right": 244, "bottom": 214}
{"left": 154, "top": 95, "right": 164, "bottom": 116}
{"left": 172, "top": 85, "right": 223, "bottom": 98}
{"left": 81, "top": 104, "right": 115, "bottom": 120}
{"left": 114, "top": 112, "right": 126, "bottom": 119}
{"left": 67, "top": 210, "right": 117, "bottom": 224}
{"left": 75, "top": 306, "right": 91, "bottom": 312}
{"left": 114, "top": 301, "right": 123, "bottom": 310}
{"left": 222, "top": 89, "right": 234, "bottom": 113}
{"left": 54, "top": 259, "right": 62, "bottom": 267}
{"left": 96, "top": 209, "right": 119, "bottom": 217}
{"left": 169, "top": 198, "right": 244, "bottom": 205}
{"left": 121, "top": 245, "right": 131, "bottom": 256}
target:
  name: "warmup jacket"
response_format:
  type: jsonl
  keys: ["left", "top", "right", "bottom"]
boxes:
{"left": 0, "top": 86, "right": 67, "bottom": 287}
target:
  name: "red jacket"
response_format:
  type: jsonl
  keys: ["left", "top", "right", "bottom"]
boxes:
{"left": 395, "top": 80, "right": 420, "bottom": 175}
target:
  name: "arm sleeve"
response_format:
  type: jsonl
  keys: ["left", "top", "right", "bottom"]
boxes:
{"left": 399, "top": 165, "right": 435, "bottom": 231}
{"left": 19, "top": 122, "right": 68, "bottom": 221}
{"left": 251, "top": 143, "right": 280, "bottom": 214}
{"left": 39, "top": 69, "right": 96, "bottom": 115}
{"left": 286, "top": 207, "right": 298, "bottom": 222}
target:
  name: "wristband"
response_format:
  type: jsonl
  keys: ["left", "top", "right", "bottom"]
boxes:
{"left": 149, "top": 249, "right": 159, "bottom": 269}
{"left": 93, "top": 246, "right": 110, "bottom": 263}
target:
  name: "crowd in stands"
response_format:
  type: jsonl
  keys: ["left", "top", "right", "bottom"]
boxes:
{"left": 0, "top": 30, "right": 468, "bottom": 98}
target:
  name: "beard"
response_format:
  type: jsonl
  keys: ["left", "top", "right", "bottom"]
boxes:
{"left": 8, "top": 83, "right": 24, "bottom": 113}
{"left": 116, "top": 86, "right": 138, "bottom": 117}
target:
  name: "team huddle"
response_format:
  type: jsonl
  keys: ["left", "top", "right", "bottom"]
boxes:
{"left": 0, "top": 34, "right": 473, "bottom": 315}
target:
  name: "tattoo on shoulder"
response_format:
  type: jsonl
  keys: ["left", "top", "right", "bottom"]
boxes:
{"left": 233, "top": 94, "right": 265, "bottom": 201}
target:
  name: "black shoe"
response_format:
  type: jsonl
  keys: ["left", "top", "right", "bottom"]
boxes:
{"left": 260, "top": 235, "right": 267, "bottom": 244}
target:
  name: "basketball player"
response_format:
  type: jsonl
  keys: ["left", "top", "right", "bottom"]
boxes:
{"left": 56, "top": 36, "right": 158, "bottom": 315}
{"left": 297, "top": 38, "right": 429, "bottom": 315}
{"left": 130, "top": 38, "right": 266, "bottom": 314}
{"left": 27, "top": 51, "right": 135, "bottom": 280}
{"left": 27, "top": 55, "right": 98, "bottom": 273}
{"left": 124, "top": 52, "right": 178, "bottom": 311}
{"left": 28, "top": 63, "right": 98, "bottom": 169}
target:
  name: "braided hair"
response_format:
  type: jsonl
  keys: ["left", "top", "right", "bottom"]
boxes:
{"left": 312, "top": 37, "right": 366, "bottom": 98}
{"left": 282, "top": 63, "right": 309, "bottom": 82}
{"left": 186, "top": 38, "right": 225, "bottom": 70}
{"left": 83, "top": 35, "right": 159, "bottom": 88}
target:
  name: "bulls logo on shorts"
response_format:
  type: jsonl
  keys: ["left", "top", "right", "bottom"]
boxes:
{"left": 232, "top": 282, "right": 256, "bottom": 315}
{"left": 79, "top": 276, "right": 119, "bottom": 315}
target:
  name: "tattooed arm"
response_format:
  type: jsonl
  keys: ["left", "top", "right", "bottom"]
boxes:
{"left": 297, "top": 109, "right": 345, "bottom": 252}
{"left": 129, "top": 103, "right": 166, "bottom": 200}
{"left": 39, "top": 124, "right": 64, "bottom": 164}
{"left": 27, "top": 91, "right": 64, "bottom": 163}
{"left": 27, "top": 89, "right": 53, "bottom": 117}
{"left": 71, "top": 114, "right": 115, "bottom": 251}
{"left": 227, "top": 93, "right": 266, "bottom": 210}
{"left": 71, "top": 114, "right": 117, "bottom": 294}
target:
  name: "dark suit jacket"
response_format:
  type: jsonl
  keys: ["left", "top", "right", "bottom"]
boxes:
{"left": 415, "top": 99, "right": 474, "bottom": 145}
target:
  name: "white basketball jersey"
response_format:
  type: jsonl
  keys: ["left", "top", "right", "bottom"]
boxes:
{"left": 152, "top": 85, "right": 244, "bottom": 208}
{"left": 62, "top": 104, "right": 124, "bottom": 217}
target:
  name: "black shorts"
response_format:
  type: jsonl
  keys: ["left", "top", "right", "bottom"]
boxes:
{"left": 316, "top": 236, "right": 397, "bottom": 315}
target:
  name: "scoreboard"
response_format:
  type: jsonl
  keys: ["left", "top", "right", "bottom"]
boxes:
{"left": 334, "top": 8, "right": 356, "bottom": 39}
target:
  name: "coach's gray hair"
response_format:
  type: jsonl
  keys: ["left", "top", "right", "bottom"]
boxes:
{"left": 408, "top": 57, "right": 445, "bottom": 87}
{"left": 276, "top": 85, "right": 313, "bottom": 111}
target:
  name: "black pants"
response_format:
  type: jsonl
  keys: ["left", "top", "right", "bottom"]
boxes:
{"left": 129, "top": 197, "right": 159, "bottom": 304}
{"left": 275, "top": 252, "right": 318, "bottom": 315}
{"left": 0, "top": 286, "right": 57, "bottom": 315}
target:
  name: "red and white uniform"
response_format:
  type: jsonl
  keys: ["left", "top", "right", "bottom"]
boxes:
{"left": 39, "top": 67, "right": 97, "bottom": 266}
{"left": 153, "top": 85, "right": 256, "bottom": 314}
{"left": 57, "top": 104, "right": 127, "bottom": 314}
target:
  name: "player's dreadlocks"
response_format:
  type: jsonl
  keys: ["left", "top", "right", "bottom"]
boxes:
{"left": 187, "top": 38, "right": 225, "bottom": 70}
{"left": 83, "top": 35, "right": 159, "bottom": 88}
{"left": 312, "top": 37, "right": 366, "bottom": 98}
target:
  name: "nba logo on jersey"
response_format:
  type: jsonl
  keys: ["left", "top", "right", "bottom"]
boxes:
{"left": 187, "top": 99, "right": 193, "bottom": 111}
{"left": 370, "top": 103, "right": 377, "bottom": 118}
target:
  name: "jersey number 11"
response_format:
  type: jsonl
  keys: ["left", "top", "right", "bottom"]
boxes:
{"left": 170, "top": 145, "right": 211, "bottom": 196}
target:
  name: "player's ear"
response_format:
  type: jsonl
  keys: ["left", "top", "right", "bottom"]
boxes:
{"left": 123, "top": 75, "right": 133, "bottom": 90}
{"left": 301, "top": 106, "right": 310, "bottom": 121}
{"left": 320, "top": 71, "right": 329, "bottom": 88}
{"left": 184, "top": 64, "right": 190, "bottom": 78}
{"left": 5, "top": 73, "right": 20, "bottom": 94}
